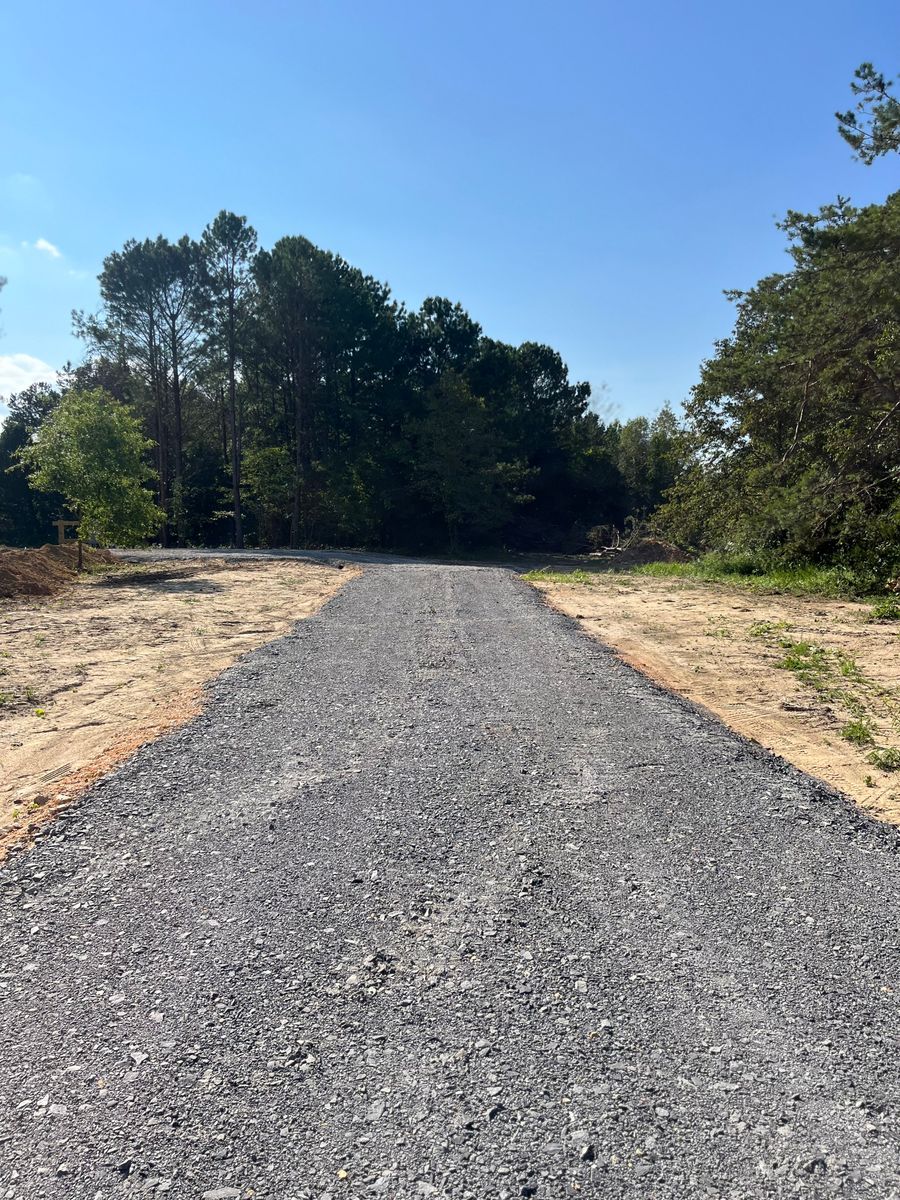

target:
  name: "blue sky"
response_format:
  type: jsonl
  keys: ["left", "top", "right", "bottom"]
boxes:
{"left": 1, "top": 0, "right": 897, "bottom": 421}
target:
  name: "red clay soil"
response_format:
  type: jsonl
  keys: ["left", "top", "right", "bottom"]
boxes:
{"left": 0, "top": 544, "right": 114, "bottom": 599}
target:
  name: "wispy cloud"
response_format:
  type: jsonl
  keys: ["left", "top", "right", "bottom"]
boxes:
{"left": 0, "top": 353, "right": 58, "bottom": 405}
{"left": 33, "top": 237, "right": 62, "bottom": 259}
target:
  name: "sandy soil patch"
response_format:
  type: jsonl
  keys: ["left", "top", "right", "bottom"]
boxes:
{"left": 0, "top": 557, "right": 357, "bottom": 853}
{"left": 0, "top": 543, "right": 114, "bottom": 597}
{"left": 533, "top": 575, "right": 900, "bottom": 824}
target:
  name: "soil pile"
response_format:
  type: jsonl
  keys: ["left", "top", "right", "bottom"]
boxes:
{"left": 0, "top": 544, "right": 114, "bottom": 598}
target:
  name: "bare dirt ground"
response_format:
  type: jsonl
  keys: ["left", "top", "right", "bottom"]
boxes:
{"left": 534, "top": 573, "right": 900, "bottom": 824}
{"left": 0, "top": 556, "right": 355, "bottom": 853}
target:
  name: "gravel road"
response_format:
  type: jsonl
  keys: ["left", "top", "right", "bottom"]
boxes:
{"left": 2, "top": 565, "right": 900, "bottom": 1199}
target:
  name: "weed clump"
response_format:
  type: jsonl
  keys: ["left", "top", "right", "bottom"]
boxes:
{"left": 841, "top": 719, "right": 875, "bottom": 746}
{"left": 867, "top": 747, "right": 900, "bottom": 772}
{"left": 869, "top": 596, "right": 900, "bottom": 622}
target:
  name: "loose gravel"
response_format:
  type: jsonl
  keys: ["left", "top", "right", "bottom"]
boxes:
{"left": 1, "top": 565, "right": 899, "bottom": 1199}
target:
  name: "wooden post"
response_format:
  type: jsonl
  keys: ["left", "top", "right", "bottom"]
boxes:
{"left": 53, "top": 518, "right": 79, "bottom": 545}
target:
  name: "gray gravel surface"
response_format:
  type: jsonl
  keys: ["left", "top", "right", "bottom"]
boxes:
{"left": 2, "top": 565, "right": 900, "bottom": 1199}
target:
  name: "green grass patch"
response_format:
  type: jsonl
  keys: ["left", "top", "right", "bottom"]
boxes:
{"left": 523, "top": 568, "right": 608, "bottom": 586}
{"left": 525, "top": 554, "right": 890, "bottom": 599}
{"left": 632, "top": 554, "right": 875, "bottom": 598}
{"left": 774, "top": 638, "right": 864, "bottom": 691}
{"left": 867, "top": 746, "right": 900, "bottom": 772}
{"left": 869, "top": 595, "right": 900, "bottom": 622}
{"left": 748, "top": 619, "right": 794, "bottom": 638}
{"left": 841, "top": 719, "right": 875, "bottom": 746}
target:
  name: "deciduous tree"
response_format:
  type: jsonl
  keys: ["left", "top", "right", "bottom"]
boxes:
{"left": 18, "top": 388, "right": 162, "bottom": 565}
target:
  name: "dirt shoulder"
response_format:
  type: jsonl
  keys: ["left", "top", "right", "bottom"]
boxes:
{"left": 532, "top": 573, "right": 900, "bottom": 824}
{"left": 0, "top": 557, "right": 357, "bottom": 854}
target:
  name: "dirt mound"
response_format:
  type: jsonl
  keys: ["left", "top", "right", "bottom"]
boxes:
{"left": 0, "top": 544, "right": 114, "bottom": 599}
{"left": 593, "top": 537, "right": 691, "bottom": 568}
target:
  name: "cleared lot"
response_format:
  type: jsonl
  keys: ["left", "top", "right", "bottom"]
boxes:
{"left": 0, "top": 556, "right": 354, "bottom": 854}
{"left": 531, "top": 571, "right": 900, "bottom": 823}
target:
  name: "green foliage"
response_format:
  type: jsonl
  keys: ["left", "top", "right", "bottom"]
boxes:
{"left": 0, "top": 383, "right": 63, "bottom": 545}
{"left": 406, "top": 372, "right": 529, "bottom": 552}
{"left": 17, "top": 388, "right": 163, "bottom": 546}
{"left": 748, "top": 619, "right": 793, "bottom": 637}
{"left": 837, "top": 63, "right": 900, "bottom": 164}
{"left": 867, "top": 746, "right": 900, "bottom": 772}
{"left": 841, "top": 719, "right": 875, "bottom": 746}
{"left": 657, "top": 189, "right": 900, "bottom": 583}
{"left": 609, "top": 404, "right": 687, "bottom": 516}
{"left": 242, "top": 445, "right": 294, "bottom": 546}
{"left": 201, "top": 210, "right": 258, "bottom": 548}
{"left": 523, "top": 568, "right": 605, "bottom": 586}
{"left": 633, "top": 555, "right": 874, "bottom": 597}
{"left": 869, "top": 595, "right": 900, "bottom": 621}
{"left": 64, "top": 212, "right": 689, "bottom": 554}
{"left": 656, "top": 73, "right": 900, "bottom": 581}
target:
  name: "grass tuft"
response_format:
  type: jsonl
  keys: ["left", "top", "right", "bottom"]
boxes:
{"left": 841, "top": 719, "right": 875, "bottom": 746}
{"left": 869, "top": 596, "right": 900, "bottom": 622}
{"left": 867, "top": 746, "right": 900, "bottom": 772}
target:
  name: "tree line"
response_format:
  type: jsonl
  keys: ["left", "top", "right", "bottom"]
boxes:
{"left": 4, "top": 63, "right": 895, "bottom": 580}
{"left": 1, "top": 218, "right": 684, "bottom": 553}
{"left": 655, "top": 61, "right": 900, "bottom": 587}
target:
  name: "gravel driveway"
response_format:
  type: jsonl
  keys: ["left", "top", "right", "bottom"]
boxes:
{"left": 2, "top": 565, "right": 899, "bottom": 1198}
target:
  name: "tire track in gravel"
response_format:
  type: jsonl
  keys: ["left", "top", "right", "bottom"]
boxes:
{"left": 1, "top": 565, "right": 899, "bottom": 1199}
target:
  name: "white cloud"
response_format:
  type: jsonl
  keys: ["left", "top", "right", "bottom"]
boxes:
{"left": 34, "top": 237, "right": 62, "bottom": 259}
{"left": 0, "top": 353, "right": 58, "bottom": 404}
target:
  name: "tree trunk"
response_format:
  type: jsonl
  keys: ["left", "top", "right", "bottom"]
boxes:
{"left": 290, "top": 377, "right": 303, "bottom": 550}
{"left": 170, "top": 322, "right": 184, "bottom": 542}
{"left": 289, "top": 336, "right": 307, "bottom": 551}
{"left": 149, "top": 313, "right": 170, "bottom": 547}
{"left": 228, "top": 293, "right": 243, "bottom": 548}
{"left": 219, "top": 383, "right": 228, "bottom": 467}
